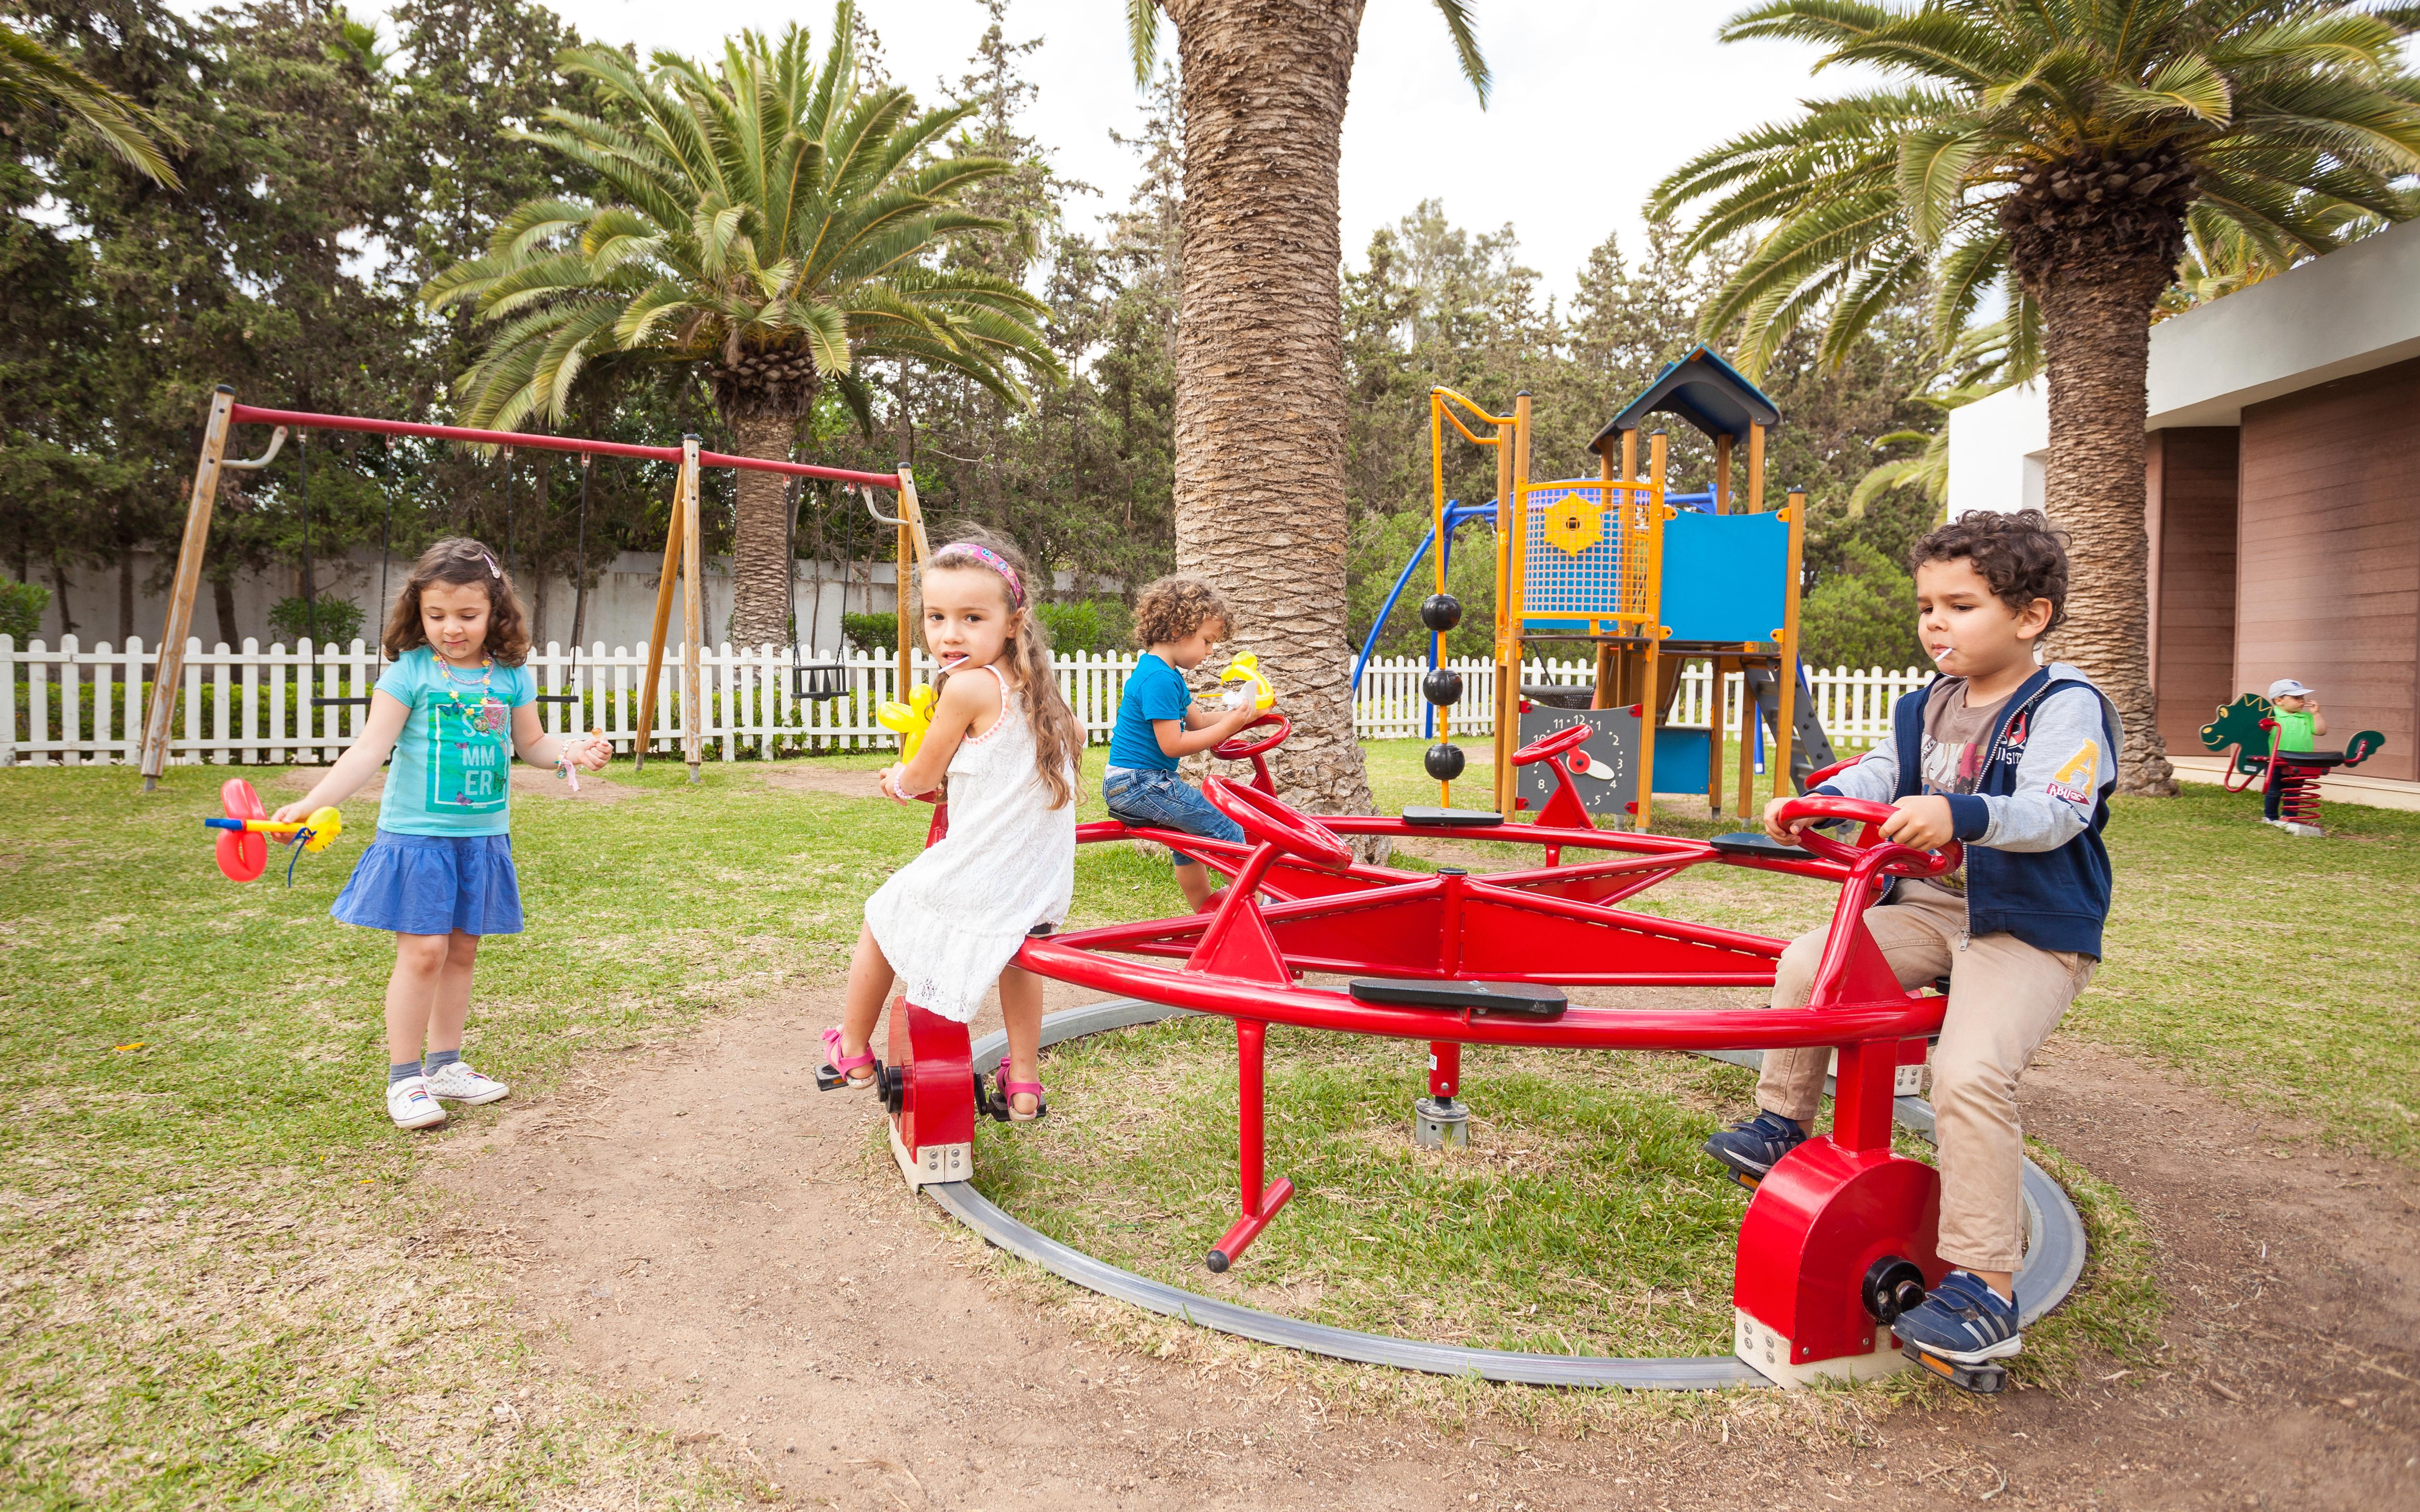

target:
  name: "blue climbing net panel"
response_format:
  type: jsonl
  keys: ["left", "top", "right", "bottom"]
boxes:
{"left": 1520, "top": 480, "right": 1656, "bottom": 637}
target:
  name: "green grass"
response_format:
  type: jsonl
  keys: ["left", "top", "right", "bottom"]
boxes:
{"left": 1, "top": 739, "right": 2410, "bottom": 1499}
{"left": 973, "top": 1024, "right": 1765, "bottom": 1358}
{"left": 0, "top": 753, "right": 1178, "bottom": 1507}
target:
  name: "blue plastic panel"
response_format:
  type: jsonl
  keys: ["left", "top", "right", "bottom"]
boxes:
{"left": 1661, "top": 512, "right": 1788, "bottom": 644}
{"left": 1653, "top": 725, "right": 1710, "bottom": 795}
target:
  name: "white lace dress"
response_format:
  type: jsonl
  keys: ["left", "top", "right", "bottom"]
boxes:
{"left": 864, "top": 665, "right": 1077, "bottom": 1023}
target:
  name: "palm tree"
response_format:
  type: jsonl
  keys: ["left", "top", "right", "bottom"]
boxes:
{"left": 424, "top": 6, "right": 1060, "bottom": 646}
{"left": 1651, "top": 0, "right": 2420, "bottom": 796}
{"left": 1, "top": 21, "right": 181, "bottom": 187}
{"left": 1123, "top": 0, "right": 1485, "bottom": 824}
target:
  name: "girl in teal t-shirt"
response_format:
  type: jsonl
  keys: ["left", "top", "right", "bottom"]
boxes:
{"left": 277, "top": 538, "right": 608, "bottom": 1130}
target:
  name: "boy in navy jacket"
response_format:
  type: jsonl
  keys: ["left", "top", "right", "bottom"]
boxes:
{"left": 1706, "top": 509, "right": 2121, "bottom": 1377}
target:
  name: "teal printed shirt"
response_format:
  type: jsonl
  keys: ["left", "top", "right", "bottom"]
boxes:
{"left": 374, "top": 647, "right": 535, "bottom": 836}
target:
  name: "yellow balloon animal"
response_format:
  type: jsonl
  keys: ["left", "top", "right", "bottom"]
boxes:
{"left": 1220, "top": 653, "right": 1275, "bottom": 711}
{"left": 878, "top": 684, "right": 940, "bottom": 761}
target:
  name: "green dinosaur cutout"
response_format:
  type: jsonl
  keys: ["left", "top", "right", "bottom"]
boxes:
{"left": 2202, "top": 694, "right": 2273, "bottom": 776}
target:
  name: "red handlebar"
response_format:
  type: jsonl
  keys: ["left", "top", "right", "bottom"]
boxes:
{"left": 1774, "top": 796, "right": 1961, "bottom": 879}
{"left": 1203, "top": 776, "right": 1351, "bottom": 871}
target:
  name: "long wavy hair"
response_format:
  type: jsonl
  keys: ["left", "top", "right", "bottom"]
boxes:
{"left": 919, "top": 526, "right": 1083, "bottom": 809}
{"left": 381, "top": 537, "right": 531, "bottom": 665}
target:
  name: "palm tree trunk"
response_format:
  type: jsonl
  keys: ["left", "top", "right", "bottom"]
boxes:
{"left": 1167, "top": 0, "right": 1378, "bottom": 836}
{"left": 2038, "top": 260, "right": 2176, "bottom": 796}
{"left": 728, "top": 413, "right": 794, "bottom": 648}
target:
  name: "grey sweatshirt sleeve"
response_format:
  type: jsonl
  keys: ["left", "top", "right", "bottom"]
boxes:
{"left": 1947, "top": 686, "right": 2119, "bottom": 852}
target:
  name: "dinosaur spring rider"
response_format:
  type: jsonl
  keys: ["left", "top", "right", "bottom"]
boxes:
{"left": 2200, "top": 694, "right": 2384, "bottom": 836}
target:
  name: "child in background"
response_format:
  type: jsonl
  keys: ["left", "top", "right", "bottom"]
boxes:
{"left": 1705, "top": 509, "right": 2121, "bottom": 1383}
{"left": 2262, "top": 678, "right": 2328, "bottom": 825}
{"left": 818, "top": 529, "right": 1083, "bottom": 1121}
{"left": 275, "top": 538, "right": 608, "bottom": 1130}
{"left": 1101, "top": 577, "right": 1268, "bottom": 912}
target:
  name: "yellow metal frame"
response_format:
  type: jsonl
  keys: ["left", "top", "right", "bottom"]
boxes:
{"left": 1427, "top": 388, "right": 1512, "bottom": 808}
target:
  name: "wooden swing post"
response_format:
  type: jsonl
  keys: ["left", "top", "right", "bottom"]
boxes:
{"left": 633, "top": 438, "right": 703, "bottom": 776}
{"left": 140, "top": 388, "right": 239, "bottom": 788}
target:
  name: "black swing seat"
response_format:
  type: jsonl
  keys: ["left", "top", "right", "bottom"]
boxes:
{"left": 1401, "top": 806, "right": 1505, "bottom": 827}
{"left": 1708, "top": 831, "right": 1815, "bottom": 861}
{"left": 1348, "top": 977, "right": 1568, "bottom": 1019}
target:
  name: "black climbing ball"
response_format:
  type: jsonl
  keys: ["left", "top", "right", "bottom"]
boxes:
{"left": 1419, "top": 593, "right": 1463, "bottom": 633}
{"left": 1424, "top": 742, "right": 1467, "bottom": 782}
{"left": 1421, "top": 666, "right": 1464, "bottom": 706}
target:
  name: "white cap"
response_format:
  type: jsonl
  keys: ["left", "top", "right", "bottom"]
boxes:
{"left": 2267, "top": 678, "right": 2312, "bottom": 700}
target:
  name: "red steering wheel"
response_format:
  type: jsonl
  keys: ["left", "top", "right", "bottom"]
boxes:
{"left": 1211, "top": 712, "right": 1289, "bottom": 795}
{"left": 1212, "top": 711, "right": 1290, "bottom": 762}
{"left": 1774, "top": 795, "right": 1960, "bottom": 880}
{"left": 1510, "top": 722, "right": 1590, "bottom": 769}
{"left": 1203, "top": 775, "right": 1351, "bottom": 871}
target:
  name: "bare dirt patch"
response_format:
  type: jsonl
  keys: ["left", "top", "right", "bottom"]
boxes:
{"left": 754, "top": 765, "right": 886, "bottom": 800}
{"left": 435, "top": 994, "right": 2420, "bottom": 1509}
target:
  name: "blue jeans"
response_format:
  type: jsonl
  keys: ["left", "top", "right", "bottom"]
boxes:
{"left": 1102, "top": 768, "right": 1245, "bottom": 866}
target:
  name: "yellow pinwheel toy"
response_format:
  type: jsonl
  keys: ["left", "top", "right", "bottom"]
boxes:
{"left": 1219, "top": 653, "right": 1275, "bottom": 711}
{"left": 878, "top": 684, "right": 940, "bottom": 761}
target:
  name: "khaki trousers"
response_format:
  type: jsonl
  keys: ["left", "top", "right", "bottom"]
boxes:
{"left": 1754, "top": 882, "right": 2094, "bottom": 1272}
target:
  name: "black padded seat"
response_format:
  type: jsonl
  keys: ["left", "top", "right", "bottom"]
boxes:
{"left": 1402, "top": 806, "right": 1505, "bottom": 827}
{"left": 1708, "top": 832, "right": 1814, "bottom": 861}
{"left": 1348, "top": 978, "right": 1568, "bottom": 1019}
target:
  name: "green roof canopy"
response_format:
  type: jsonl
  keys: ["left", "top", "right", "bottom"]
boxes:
{"left": 1589, "top": 345, "right": 1781, "bottom": 450}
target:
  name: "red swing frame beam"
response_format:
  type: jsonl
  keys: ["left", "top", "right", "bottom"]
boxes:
{"left": 220, "top": 405, "right": 904, "bottom": 488}
{"left": 140, "top": 391, "right": 924, "bottom": 789}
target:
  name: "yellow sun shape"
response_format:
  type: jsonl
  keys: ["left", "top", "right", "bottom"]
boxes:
{"left": 1542, "top": 498, "right": 1602, "bottom": 556}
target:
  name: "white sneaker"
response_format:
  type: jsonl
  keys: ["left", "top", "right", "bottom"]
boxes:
{"left": 388, "top": 1075, "right": 447, "bottom": 1129}
{"left": 424, "top": 1060, "right": 510, "bottom": 1105}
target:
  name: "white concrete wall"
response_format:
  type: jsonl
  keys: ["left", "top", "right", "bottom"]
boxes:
{"left": 1945, "top": 382, "right": 2048, "bottom": 517}
{"left": 1946, "top": 217, "right": 2420, "bottom": 516}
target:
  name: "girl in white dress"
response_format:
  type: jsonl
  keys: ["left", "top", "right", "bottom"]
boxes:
{"left": 820, "top": 529, "right": 1084, "bottom": 1119}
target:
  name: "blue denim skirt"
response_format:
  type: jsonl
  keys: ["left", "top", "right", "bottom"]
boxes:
{"left": 331, "top": 831, "right": 524, "bottom": 936}
{"left": 1102, "top": 767, "right": 1246, "bottom": 865}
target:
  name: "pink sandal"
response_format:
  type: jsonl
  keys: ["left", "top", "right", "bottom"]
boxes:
{"left": 993, "top": 1056, "right": 1048, "bottom": 1122}
{"left": 815, "top": 1026, "right": 876, "bottom": 1092}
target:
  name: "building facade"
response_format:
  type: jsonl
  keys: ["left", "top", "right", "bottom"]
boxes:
{"left": 1948, "top": 218, "right": 2420, "bottom": 790}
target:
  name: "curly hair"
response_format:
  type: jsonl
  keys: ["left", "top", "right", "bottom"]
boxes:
{"left": 1909, "top": 509, "right": 2070, "bottom": 633}
{"left": 381, "top": 537, "right": 532, "bottom": 665}
{"left": 1131, "top": 576, "right": 1231, "bottom": 648}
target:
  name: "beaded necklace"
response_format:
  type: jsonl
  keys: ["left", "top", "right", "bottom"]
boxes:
{"left": 436, "top": 651, "right": 508, "bottom": 736}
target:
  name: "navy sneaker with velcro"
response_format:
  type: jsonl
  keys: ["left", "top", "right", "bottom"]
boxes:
{"left": 1894, "top": 1270, "right": 2022, "bottom": 1364}
{"left": 1701, "top": 1109, "right": 1807, "bottom": 1182}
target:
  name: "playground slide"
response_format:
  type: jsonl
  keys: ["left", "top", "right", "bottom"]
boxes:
{"left": 1743, "top": 663, "right": 1836, "bottom": 793}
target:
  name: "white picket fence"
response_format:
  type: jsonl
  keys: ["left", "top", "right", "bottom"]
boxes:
{"left": 0, "top": 634, "right": 1927, "bottom": 768}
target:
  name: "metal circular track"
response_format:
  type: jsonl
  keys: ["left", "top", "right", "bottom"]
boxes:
{"left": 935, "top": 997, "right": 2088, "bottom": 1391}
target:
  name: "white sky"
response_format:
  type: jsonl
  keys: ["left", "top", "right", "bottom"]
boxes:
{"left": 354, "top": 0, "right": 1861, "bottom": 307}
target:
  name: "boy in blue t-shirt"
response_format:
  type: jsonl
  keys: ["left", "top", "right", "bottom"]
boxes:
{"left": 1103, "top": 577, "right": 1268, "bottom": 911}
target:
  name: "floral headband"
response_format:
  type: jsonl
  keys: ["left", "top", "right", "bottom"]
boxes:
{"left": 935, "top": 542, "right": 1025, "bottom": 607}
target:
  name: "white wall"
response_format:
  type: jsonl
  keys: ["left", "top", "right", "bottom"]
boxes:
{"left": 1945, "top": 382, "right": 2048, "bottom": 517}
{"left": 1946, "top": 217, "right": 2420, "bottom": 517}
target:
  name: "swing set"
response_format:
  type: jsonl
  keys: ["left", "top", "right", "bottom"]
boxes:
{"left": 138, "top": 385, "right": 931, "bottom": 788}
